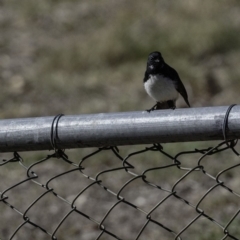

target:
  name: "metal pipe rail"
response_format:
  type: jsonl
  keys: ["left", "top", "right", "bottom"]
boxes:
{"left": 0, "top": 106, "right": 240, "bottom": 152}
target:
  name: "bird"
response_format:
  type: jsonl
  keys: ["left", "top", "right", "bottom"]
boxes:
{"left": 143, "top": 51, "right": 190, "bottom": 111}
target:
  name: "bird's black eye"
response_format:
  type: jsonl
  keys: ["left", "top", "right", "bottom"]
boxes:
{"left": 149, "top": 56, "right": 160, "bottom": 64}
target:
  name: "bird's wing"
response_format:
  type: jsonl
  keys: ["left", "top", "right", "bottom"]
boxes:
{"left": 165, "top": 64, "right": 190, "bottom": 107}
{"left": 143, "top": 71, "right": 149, "bottom": 83}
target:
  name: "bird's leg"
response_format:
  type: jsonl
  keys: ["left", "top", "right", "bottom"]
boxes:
{"left": 156, "top": 102, "right": 169, "bottom": 110}
{"left": 147, "top": 101, "right": 176, "bottom": 112}
{"left": 146, "top": 103, "right": 158, "bottom": 112}
{"left": 147, "top": 102, "right": 168, "bottom": 112}
{"left": 147, "top": 102, "right": 170, "bottom": 112}
{"left": 167, "top": 100, "right": 176, "bottom": 110}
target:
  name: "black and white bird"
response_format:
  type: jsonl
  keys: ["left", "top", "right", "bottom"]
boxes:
{"left": 143, "top": 51, "right": 190, "bottom": 110}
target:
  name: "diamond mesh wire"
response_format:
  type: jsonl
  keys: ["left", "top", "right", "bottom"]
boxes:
{"left": 0, "top": 139, "right": 240, "bottom": 240}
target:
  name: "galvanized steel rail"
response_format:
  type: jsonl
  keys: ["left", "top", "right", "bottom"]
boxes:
{"left": 0, "top": 105, "right": 239, "bottom": 152}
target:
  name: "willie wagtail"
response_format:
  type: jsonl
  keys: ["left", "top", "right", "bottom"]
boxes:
{"left": 143, "top": 51, "right": 190, "bottom": 110}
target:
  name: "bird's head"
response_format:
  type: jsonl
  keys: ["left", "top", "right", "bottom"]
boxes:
{"left": 147, "top": 51, "right": 164, "bottom": 73}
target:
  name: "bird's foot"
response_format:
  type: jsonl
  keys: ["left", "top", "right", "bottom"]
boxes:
{"left": 146, "top": 101, "right": 176, "bottom": 112}
{"left": 146, "top": 103, "right": 158, "bottom": 112}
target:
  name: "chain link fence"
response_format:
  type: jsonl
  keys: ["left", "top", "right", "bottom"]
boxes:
{"left": 1, "top": 106, "right": 240, "bottom": 240}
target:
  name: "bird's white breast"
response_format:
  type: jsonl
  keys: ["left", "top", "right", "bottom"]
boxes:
{"left": 144, "top": 74, "right": 178, "bottom": 102}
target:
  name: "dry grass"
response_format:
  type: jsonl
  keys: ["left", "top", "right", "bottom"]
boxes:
{"left": 0, "top": 1, "right": 240, "bottom": 118}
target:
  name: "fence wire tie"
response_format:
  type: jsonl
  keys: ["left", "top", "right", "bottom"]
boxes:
{"left": 50, "top": 113, "right": 65, "bottom": 158}
{"left": 0, "top": 151, "right": 23, "bottom": 166}
{"left": 222, "top": 104, "right": 239, "bottom": 155}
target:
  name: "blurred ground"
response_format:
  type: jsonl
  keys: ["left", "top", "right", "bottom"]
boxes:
{"left": 0, "top": 1, "right": 240, "bottom": 239}
{"left": 0, "top": 0, "right": 240, "bottom": 118}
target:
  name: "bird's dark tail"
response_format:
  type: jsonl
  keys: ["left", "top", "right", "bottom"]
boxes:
{"left": 185, "top": 99, "right": 191, "bottom": 107}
